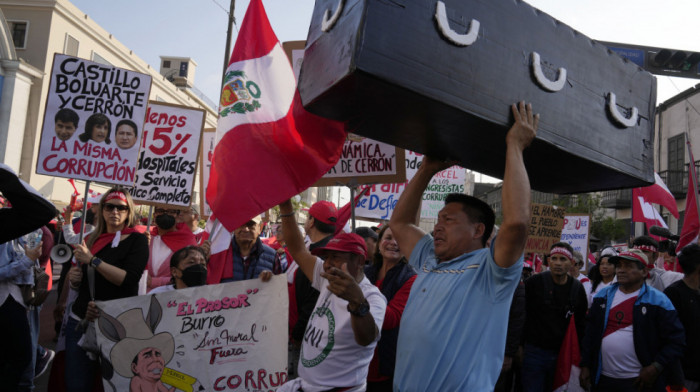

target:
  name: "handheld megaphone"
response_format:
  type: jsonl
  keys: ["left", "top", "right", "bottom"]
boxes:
{"left": 50, "top": 244, "right": 72, "bottom": 264}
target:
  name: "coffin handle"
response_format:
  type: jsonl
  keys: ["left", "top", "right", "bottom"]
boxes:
{"left": 322, "top": 0, "right": 345, "bottom": 33}
{"left": 607, "top": 92, "right": 639, "bottom": 128}
{"left": 531, "top": 52, "right": 567, "bottom": 92}
{"left": 435, "top": 1, "right": 479, "bottom": 47}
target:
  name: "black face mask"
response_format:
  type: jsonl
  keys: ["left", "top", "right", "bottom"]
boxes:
{"left": 180, "top": 264, "right": 207, "bottom": 287}
{"left": 155, "top": 214, "right": 176, "bottom": 230}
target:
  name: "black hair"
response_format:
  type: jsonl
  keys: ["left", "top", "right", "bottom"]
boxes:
{"left": 79, "top": 113, "right": 112, "bottom": 144}
{"left": 170, "top": 246, "right": 207, "bottom": 269}
{"left": 678, "top": 243, "right": 700, "bottom": 275}
{"left": 588, "top": 264, "right": 603, "bottom": 292}
{"left": 55, "top": 108, "right": 79, "bottom": 127}
{"left": 311, "top": 218, "right": 336, "bottom": 235}
{"left": 632, "top": 235, "right": 659, "bottom": 250}
{"left": 116, "top": 119, "right": 138, "bottom": 137}
{"left": 444, "top": 193, "right": 495, "bottom": 247}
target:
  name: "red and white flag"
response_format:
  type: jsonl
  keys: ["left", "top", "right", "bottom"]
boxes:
{"left": 677, "top": 137, "right": 700, "bottom": 253}
{"left": 553, "top": 315, "right": 584, "bottom": 392}
{"left": 633, "top": 172, "right": 677, "bottom": 239}
{"left": 207, "top": 0, "right": 346, "bottom": 232}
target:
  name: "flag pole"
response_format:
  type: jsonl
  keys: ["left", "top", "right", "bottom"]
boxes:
{"left": 685, "top": 131, "right": 700, "bottom": 228}
{"left": 78, "top": 180, "right": 91, "bottom": 244}
{"left": 221, "top": 0, "right": 236, "bottom": 86}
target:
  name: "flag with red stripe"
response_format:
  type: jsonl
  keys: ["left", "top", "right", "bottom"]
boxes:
{"left": 207, "top": 0, "right": 346, "bottom": 232}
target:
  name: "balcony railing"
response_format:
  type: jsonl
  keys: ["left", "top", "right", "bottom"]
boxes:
{"left": 657, "top": 160, "right": 700, "bottom": 199}
{"left": 601, "top": 189, "right": 632, "bottom": 209}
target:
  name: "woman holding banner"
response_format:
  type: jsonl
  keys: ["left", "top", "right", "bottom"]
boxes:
{"left": 64, "top": 187, "right": 148, "bottom": 391}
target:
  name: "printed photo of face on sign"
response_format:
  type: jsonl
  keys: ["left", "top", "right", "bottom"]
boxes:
{"left": 35, "top": 54, "right": 152, "bottom": 186}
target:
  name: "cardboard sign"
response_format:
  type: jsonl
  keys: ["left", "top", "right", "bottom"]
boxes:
{"left": 355, "top": 151, "right": 465, "bottom": 220}
{"left": 561, "top": 214, "right": 591, "bottom": 268}
{"left": 95, "top": 276, "right": 288, "bottom": 391}
{"left": 525, "top": 203, "right": 566, "bottom": 253}
{"left": 35, "top": 54, "right": 151, "bottom": 185}
{"left": 199, "top": 129, "right": 216, "bottom": 218}
{"left": 130, "top": 102, "right": 205, "bottom": 207}
{"left": 314, "top": 134, "right": 406, "bottom": 187}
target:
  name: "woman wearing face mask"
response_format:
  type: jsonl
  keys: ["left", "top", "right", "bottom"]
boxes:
{"left": 144, "top": 208, "right": 196, "bottom": 294}
{"left": 150, "top": 246, "right": 208, "bottom": 293}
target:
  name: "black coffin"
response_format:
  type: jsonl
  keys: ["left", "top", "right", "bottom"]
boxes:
{"left": 298, "top": 0, "right": 656, "bottom": 194}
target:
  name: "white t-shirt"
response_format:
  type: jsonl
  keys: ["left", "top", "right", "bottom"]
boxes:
{"left": 588, "top": 277, "right": 617, "bottom": 307}
{"left": 576, "top": 274, "right": 593, "bottom": 306}
{"left": 601, "top": 288, "right": 641, "bottom": 378}
{"left": 298, "top": 258, "right": 386, "bottom": 389}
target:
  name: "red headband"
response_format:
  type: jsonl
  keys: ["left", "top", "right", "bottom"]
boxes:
{"left": 633, "top": 244, "right": 657, "bottom": 253}
{"left": 105, "top": 192, "right": 127, "bottom": 204}
{"left": 550, "top": 247, "right": 572, "bottom": 260}
{"left": 618, "top": 251, "right": 648, "bottom": 266}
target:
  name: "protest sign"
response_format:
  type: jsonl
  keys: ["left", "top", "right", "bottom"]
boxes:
{"left": 95, "top": 275, "right": 288, "bottom": 392}
{"left": 35, "top": 54, "right": 151, "bottom": 185}
{"left": 561, "top": 214, "right": 591, "bottom": 268}
{"left": 354, "top": 150, "right": 466, "bottom": 220}
{"left": 314, "top": 134, "right": 406, "bottom": 187}
{"left": 525, "top": 203, "right": 566, "bottom": 253}
{"left": 199, "top": 128, "right": 216, "bottom": 217}
{"left": 130, "top": 102, "right": 205, "bottom": 207}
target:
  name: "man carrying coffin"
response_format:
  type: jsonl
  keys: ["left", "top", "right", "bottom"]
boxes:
{"left": 277, "top": 199, "right": 386, "bottom": 392}
{"left": 389, "top": 102, "right": 538, "bottom": 391}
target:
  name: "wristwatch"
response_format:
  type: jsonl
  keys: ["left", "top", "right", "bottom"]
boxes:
{"left": 90, "top": 257, "right": 103, "bottom": 268}
{"left": 347, "top": 299, "right": 370, "bottom": 317}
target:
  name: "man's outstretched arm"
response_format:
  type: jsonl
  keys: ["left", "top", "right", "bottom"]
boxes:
{"left": 278, "top": 199, "right": 317, "bottom": 283}
{"left": 390, "top": 157, "right": 452, "bottom": 260}
{"left": 493, "top": 102, "right": 538, "bottom": 268}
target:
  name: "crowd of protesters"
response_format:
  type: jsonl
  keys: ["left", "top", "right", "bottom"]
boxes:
{"left": 2, "top": 102, "right": 700, "bottom": 392}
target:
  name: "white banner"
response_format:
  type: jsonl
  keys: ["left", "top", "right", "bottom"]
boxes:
{"left": 131, "top": 102, "right": 205, "bottom": 207}
{"left": 35, "top": 54, "right": 151, "bottom": 185}
{"left": 323, "top": 136, "right": 399, "bottom": 178}
{"left": 95, "top": 276, "right": 288, "bottom": 391}
{"left": 355, "top": 151, "right": 466, "bottom": 220}
{"left": 561, "top": 214, "right": 591, "bottom": 267}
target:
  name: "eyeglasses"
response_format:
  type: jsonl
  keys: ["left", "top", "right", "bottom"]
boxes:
{"left": 154, "top": 208, "right": 180, "bottom": 215}
{"left": 103, "top": 204, "right": 129, "bottom": 212}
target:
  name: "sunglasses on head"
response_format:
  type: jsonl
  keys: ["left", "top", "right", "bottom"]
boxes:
{"left": 103, "top": 204, "right": 129, "bottom": 212}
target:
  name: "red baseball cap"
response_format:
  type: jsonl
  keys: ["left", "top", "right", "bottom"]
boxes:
{"left": 311, "top": 233, "right": 367, "bottom": 259}
{"left": 304, "top": 201, "right": 338, "bottom": 225}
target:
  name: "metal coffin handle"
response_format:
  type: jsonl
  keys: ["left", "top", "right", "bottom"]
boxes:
{"left": 607, "top": 92, "right": 639, "bottom": 128}
{"left": 531, "top": 52, "right": 567, "bottom": 92}
{"left": 435, "top": 1, "right": 480, "bottom": 47}
{"left": 322, "top": 0, "right": 345, "bottom": 33}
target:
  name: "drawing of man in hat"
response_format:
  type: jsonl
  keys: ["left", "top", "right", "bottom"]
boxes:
{"left": 108, "top": 308, "right": 175, "bottom": 392}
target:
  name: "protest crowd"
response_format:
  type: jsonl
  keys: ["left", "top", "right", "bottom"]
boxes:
{"left": 3, "top": 1, "right": 700, "bottom": 392}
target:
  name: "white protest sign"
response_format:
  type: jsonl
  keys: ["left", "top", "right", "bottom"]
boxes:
{"left": 561, "top": 214, "right": 591, "bottom": 268}
{"left": 130, "top": 102, "right": 205, "bottom": 207}
{"left": 95, "top": 276, "right": 288, "bottom": 392}
{"left": 35, "top": 54, "right": 151, "bottom": 185}
{"left": 355, "top": 151, "right": 466, "bottom": 220}
{"left": 314, "top": 135, "right": 406, "bottom": 187}
{"left": 199, "top": 129, "right": 216, "bottom": 217}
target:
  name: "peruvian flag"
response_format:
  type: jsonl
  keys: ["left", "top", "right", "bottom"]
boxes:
{"left": 553, "top": 315, "right": 584, "bottom": 392}
{"left": 633, "top": 172, "right": 678, "bottom": 239}
{"left": 677, "top": 136, "right": 700, "bottom": 254}
{"left": 207, "top": 0, "right": 346, "bottom": 232}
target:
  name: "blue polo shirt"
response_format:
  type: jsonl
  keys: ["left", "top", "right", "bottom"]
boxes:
{"left": 394, "top": 234, "right": 522, "bottom": 391}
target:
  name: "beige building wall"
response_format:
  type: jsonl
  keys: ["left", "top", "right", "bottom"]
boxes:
{"left": 0, "top": 0, "right": 217, "bottom": 206}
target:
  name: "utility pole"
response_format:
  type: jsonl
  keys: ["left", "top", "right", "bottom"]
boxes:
{"left": 222, "top": 0, "right": 236, "bottom": 87}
